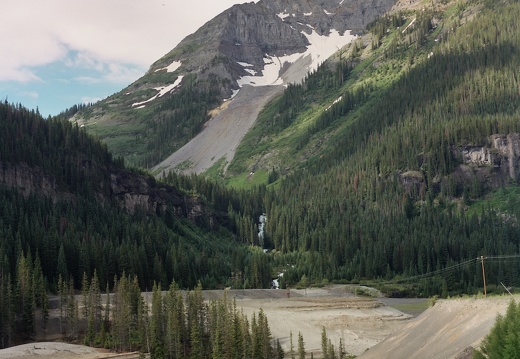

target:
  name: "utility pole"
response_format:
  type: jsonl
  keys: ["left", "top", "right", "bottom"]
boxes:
{"left": 480, "top": 256, "right": 487, "bottom": 298}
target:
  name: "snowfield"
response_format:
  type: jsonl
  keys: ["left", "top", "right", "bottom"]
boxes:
{"left": 237, "top": 29, "right": 356, "bottom": 88}
{"left": 132, "top": 75, "right": 184, "bottom": 108}
{"left": 132, "top": 27, "right": 357, "bottom": 110}
{"left": 154, "top": 60, "right": 182, "bottom": 73}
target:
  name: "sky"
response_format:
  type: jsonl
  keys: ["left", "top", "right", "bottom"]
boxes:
{"left": 0, "top": 0, "right": 256, "bottom": 117}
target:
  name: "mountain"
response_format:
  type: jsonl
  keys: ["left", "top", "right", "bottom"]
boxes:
{"left": 6, "top": 0, "right": 520, "bottom": 351}
{"left": 7, "top": 0, "right": 520, "bottom": 301}
{"left": 0, "top": 101, "right": 276, "bottom": 298}
{"left": 66, "top": 0, "right": 520, "bottom": 298}
{"left": 71, "top": 0, "right": 395, "bottom": 170}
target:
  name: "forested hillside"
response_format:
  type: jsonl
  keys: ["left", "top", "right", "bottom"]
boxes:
{"left": 2, "top": 0, "right": 520, "bottom": 353}
{"left": 0, "top": 101, "right": 275, "bottom": 347}
{"left": 220, "top": 0, "right": 520, "bottom": 295}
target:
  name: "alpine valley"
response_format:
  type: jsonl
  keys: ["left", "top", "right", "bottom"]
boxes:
{"left": 2, "top": 0, "right": 520, "bottom": 355}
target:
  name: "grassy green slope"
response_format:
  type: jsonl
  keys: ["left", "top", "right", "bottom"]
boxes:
{"left": 76, "top": 72, "right": 223, "bottom": 169}
{"left": 224, "top": 0, "right": 520, "bottom": 190}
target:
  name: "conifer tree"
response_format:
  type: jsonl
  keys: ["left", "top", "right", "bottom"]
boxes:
{"left": 150, "top": 282, "right": 165, "bottom": 358}
{"left": 0, "top": 273, "right": 14, "bottom": 348}
{"left": 16, "top": 252, "right": 35, "bottom": 340}
{"left": 321, "top": 327, "right": 329, "bottom": 359}
{"left": 475, "top": 300, "right": 520, "bottom": 358}
{"left": 32, "top": 253, "right": 48, "bottom": 333}
{"left": 298, "top": 332, "right": 306, "bottom": 359}
{"left": 275, "top": 339, "right": 285, "bottom": 359}
{"left": 290, "top": 331, "right": 296, "bottom": 359}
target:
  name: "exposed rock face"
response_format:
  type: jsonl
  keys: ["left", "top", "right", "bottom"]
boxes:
{"left": 398, "top": 134, "right": 520, "bottom": 197}
{"left": 0, "top": 161, "right": 61, "bottom": 199}
{"left": 153, "top": 0, "right": 397, "bottom": 98}
{"left": 460, "top": 134, "right": 520, "bottom": 184}
{"left": 0, "top": 161, "right": 220, "bottom": 229}
{"left": 399, "top": 170, "right": 425, "bottom": 194}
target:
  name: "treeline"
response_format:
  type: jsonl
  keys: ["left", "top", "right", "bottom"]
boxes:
{"left": 55, "top": 103, "right": 92, "bottom": 120}
{"left": 0, "top": 101, "right": 123, "bottom": 196}
{"left": 1, "top": 266, "right": 283, "bottom": 357}
{"left": 0, "top": 184, "right": 274, "bottom": 293}
{"left": 136, "top": 74, "right": 222, "bottom": 168}
{"left": 0, "top": 101, "right": 274, "bottom": 292}
{"left": 76, "top": 277, "right": 280, "bottom": 358}
{"left": 2, "top": 261, "right": 350, "bottom": 358}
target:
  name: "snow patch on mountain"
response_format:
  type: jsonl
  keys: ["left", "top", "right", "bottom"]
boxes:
{"left": 224, "top": 89, "right": 240, "bottom": 101}
{"left": 155, "top": 61, "right": 182, "bottom": 73}
{"left": 132, "top": 75, "right": 184, "bottom": 108}
{"left": 236, "top": 29, "right": 356, "bottom": 88}
{"left": 237, "top": 52, "right": 302, "bottom": 87}
{"left": 304, "top": 29, "right": 356, "bottom": 71}
{"left": 277, "top": 12, "right": 290, "bottom": 20}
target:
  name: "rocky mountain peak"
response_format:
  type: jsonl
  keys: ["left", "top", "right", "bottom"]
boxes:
{"left": 74, "top": 0, "right": 396, "bottom": 172}
{"left": 146, "top": 0, "right": 397, "bottom": 101}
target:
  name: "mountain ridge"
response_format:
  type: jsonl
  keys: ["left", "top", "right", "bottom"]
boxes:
{"left": 72, "top": 0, "right": 395, "bottom": 169}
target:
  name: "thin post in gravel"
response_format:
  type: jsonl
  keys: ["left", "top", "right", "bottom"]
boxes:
{"left": 480, "top": 256, "right": 487, "bottom": 298}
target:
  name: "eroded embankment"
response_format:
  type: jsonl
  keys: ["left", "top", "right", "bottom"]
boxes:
{"left": 359, "top": 295, "right": 518, "bottom": 359}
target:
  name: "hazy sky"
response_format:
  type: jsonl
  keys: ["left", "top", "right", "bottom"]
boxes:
{"left": 0, "top": 0, "right": 257, "bottom": 117}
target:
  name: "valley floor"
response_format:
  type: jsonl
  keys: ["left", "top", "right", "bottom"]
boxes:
{"left": 8, "top": 286, "right": 511, "bottom": 359}
{"left": 1, "top": 285, "right": 418, "bottom": 358}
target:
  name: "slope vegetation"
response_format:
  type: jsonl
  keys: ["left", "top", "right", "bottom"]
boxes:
{"left": 72, "top": 0, "right": 394, "bottom": 169}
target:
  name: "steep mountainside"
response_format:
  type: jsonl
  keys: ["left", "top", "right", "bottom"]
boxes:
{"left": 0, "top": 101, "right": 275, "bottom": 297}
{"left": 71, "top": 0, "right": 395, "bottom": 169}
{"left": 62, "top": 0, "right": 520, "bottom": 299}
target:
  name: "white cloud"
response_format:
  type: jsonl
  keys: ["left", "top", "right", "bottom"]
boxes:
{"left": 103, "top": 63, "right": 146, "bottom": 85}
{"left": 21, "top": 91, "right": 39, "bottom": 99}
{"left": 73, "top": 77, "right": 102, "bottom": 85}
{"left": 0, "top": 0, "right": 258, "bottom": 84}
{"left": 81, "top": 96, "right": 103, "bottom": 105}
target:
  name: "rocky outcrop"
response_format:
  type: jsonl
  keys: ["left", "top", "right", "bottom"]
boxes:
{"left": 0, "top": 161, "right": 62, "bottom": 200}
{"left": 0, "top": 161, "right": 221, "bottom": 230}
{"left": 398, "top": 134, "right": 520, "bottom": 197}
{"left": 459, "top": 133, "right": 520, "bottom": 185}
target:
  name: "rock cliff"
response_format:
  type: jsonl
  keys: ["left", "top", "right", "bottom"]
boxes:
{"left": 0, "top": 161, "right": 221, "bottom": 229}
{"left": 73, "top": 0, "right": 397, "bottom": 170}
{"left": 458, "top": 133, "right": 520, "bottom": 187}
{"left": 398, "top": 134, "right": 520, "bottom": 197}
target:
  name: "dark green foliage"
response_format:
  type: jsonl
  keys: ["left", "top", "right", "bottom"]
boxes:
{"left": 223, "top": 0, "right": 520, "bottom": 297}
{"left": 0, "top": 101, "right": 281, "bottom": 347}
{"left": 0, "top": 101, "right": 121, "bottom": 195}
{"left": 55, "top": 102, "right": 92, "bottom": 120}
{"left": 474, "top": 300, "right": 520, "bottom": 359}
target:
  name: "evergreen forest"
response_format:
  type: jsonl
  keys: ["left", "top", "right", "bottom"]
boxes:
{"left": 1, "top": 0, "right": 520, "bottom": 355}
